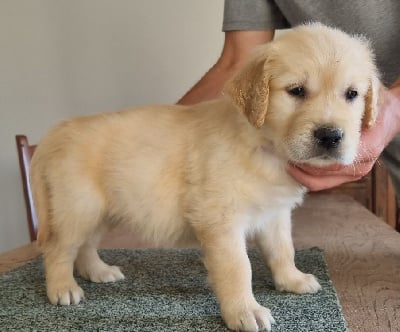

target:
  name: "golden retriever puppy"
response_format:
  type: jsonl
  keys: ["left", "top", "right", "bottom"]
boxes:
{"left": 30, "top": 23, "right": 380, "bottom": 331}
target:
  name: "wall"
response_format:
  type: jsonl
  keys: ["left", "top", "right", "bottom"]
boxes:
{"left": 0, "top": 0, "right": 224, "bottom": 252}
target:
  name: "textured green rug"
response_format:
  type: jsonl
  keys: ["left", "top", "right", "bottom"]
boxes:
{"left": 0, "top": 248, "right": 347, "bottom": 331}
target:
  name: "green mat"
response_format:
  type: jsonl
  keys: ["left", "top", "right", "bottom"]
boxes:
{"left": 0, "top": 248, "right": 347, "bottom": 331}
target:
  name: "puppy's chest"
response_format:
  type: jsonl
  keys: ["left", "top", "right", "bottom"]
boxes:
{"left": 240, "top": 164, "right": 305, "bottom": 208}
{"left": 241, "top": 147, "right": 305, "bottom": 206}
{"left": 240, "top": 183, "right": 305, "bottom": 233}
{"left": 254, "top": 181, "right": 304, "bottom": 210}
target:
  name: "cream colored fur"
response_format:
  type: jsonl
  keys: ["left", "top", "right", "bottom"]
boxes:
{"left": 30, "top": 24, "right": 380, "bottom": 332}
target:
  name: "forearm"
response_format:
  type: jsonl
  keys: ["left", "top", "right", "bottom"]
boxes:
{"left": 382, "top": 78, "right": 400, "bottom": 145}
{"left": 390, "top": 79, "right": 400, "bottom": 134}
{"left": 177, "top": 61, "right": 240, "bottom": 105}
{"left": 177, "top": 30, "right": 274, "bottom": 105}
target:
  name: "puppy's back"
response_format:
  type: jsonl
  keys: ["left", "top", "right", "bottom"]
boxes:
{"left": 30, "top": 100, "right": 239, "bottom": 247}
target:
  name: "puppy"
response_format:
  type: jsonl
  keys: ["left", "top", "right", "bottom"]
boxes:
{"left": 30, "top": 23, "right": 380, "bottom": 331}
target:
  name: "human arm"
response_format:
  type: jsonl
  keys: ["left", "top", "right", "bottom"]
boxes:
{"left": 177, "top": 30, "right": 274, "bottom": 105}
{"left": 287, "top": 78, "right": 400, "bottom": 191}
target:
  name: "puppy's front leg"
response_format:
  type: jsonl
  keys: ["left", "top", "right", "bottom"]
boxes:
{"left": 201, "top": 228, "right": 274, "bottom": 332}
{"left": 255, "top": 210, "right": 321, "bottom": 294}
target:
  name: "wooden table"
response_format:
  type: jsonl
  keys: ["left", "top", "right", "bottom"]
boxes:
{"left": 1, "top": 194, "right": 399, "bottom": 332}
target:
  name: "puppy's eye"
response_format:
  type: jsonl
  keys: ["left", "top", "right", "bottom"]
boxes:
{"left": 288, "top": 86, "right": 306, "bottom": 98}
{"left": 345, "top": 89, "right": 358, "bottom": 101}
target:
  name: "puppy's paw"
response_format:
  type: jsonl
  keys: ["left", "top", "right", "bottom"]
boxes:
{"left": 79, "top": 264, "right": 125, "bottom": 283}
{"left": 275, "top": 270, "right": 321, "bottom": 294}
{"left": 222, "top": 302, "right": 275, "bottom": 332}
{"left": 47, "top": 280, "right": 84, "bottom": 305}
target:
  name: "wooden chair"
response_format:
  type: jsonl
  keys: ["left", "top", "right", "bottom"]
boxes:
{"left": 15, "top": 135, "right": 38, "bottom": 241}
{"left": 317, "top": 161, "right": 399, "bottom": 230}
{"left": 14, "top": 134, "right": 143, "bottom": 247}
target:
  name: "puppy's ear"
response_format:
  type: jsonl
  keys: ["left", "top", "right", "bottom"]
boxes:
{"left": 363, "top": 75, "right": 382, "bottom": 128}
{"left": 224, "top": 54, "right": 269, "bottom": 128}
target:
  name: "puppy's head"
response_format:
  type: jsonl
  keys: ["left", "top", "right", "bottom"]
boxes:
{"left": 224, "top": 23, "right": 381, "bottom": 166}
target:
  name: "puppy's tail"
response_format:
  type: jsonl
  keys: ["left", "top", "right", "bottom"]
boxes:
{"left": 30, "top": 147, "right": 52, "bottom": 248}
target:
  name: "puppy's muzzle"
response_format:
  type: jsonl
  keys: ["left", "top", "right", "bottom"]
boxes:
{"left": 314, "top": 126, "right": 343, "bottom": 150}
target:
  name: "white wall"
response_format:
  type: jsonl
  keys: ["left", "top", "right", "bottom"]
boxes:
{"left": 0, "top": 0, "right": 224, "bottom": 252}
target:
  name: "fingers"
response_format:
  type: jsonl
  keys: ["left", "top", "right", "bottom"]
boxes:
{"left": 287, "top": 164, "right": 359, "bottom": 191}
{"left": 287, "top": 161, "right": 374, "bottom": 192}
{"left": 290, "top": 160, "right": 373, "bottom": 177}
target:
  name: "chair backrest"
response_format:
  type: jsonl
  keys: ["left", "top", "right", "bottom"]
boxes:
{"left": 15, "top": 135, "right": 38, "bottom": 241}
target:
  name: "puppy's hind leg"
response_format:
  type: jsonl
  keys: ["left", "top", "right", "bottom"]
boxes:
{"left": 255, "top": 210, "right": 321, "bottom": 294}
{"left": 75, "top": 228, "right": 125, "bottom": 283}
{"left": 42, "top": 184, "right": 105, "bottom": 305}
{"left": 43, "top": 240, "right": 84, "bottom": 305}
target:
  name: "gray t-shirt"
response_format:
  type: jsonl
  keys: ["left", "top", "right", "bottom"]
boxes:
{"left": 223, "top": 0, "right": 400, "bottom": 198}
{"left": 223, "top": 0, "right": 400, "bottom": 86}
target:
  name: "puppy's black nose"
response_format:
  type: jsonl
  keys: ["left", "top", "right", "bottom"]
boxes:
{"left": 314, "top": 126, "right": 343, "bottom": 150}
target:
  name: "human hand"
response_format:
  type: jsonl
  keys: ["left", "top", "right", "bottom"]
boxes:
{"left": 287, "top": 81, "right": 400, "bottom": 191}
